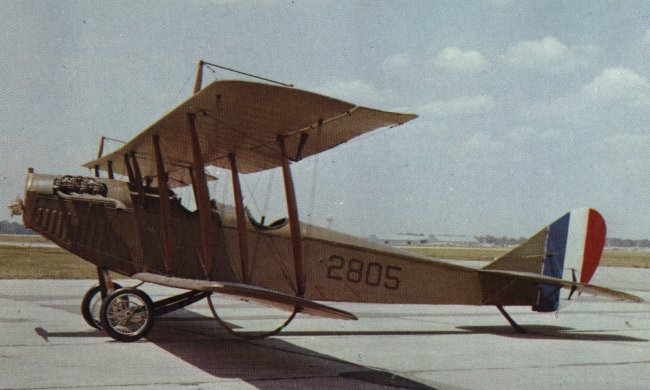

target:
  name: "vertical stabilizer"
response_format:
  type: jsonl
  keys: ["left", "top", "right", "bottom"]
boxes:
{"left": 483, "top": 208, "right": 607, "bottom": 312}
{"left": 535, "top": 208, "right": 606, "bottom": 311}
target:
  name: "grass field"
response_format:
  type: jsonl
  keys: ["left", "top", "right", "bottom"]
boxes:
{"left": 404, "top": 246, "right": 650, "bottom": 268}
{"left": 0, "top": 239, "right": 649, "bottom": 279}
{"left": 0, "top": 245, "right": 97, "bottom": 279}
{"left": 0, "top": 234, "right": 48, "bottom": 244}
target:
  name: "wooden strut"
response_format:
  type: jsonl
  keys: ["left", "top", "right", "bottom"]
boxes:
{"left": 187, "top": 113, "right": 214, "bottom": 277}
{"left": 97, "top": 266, "right": 115, "bottom": 299}
{"left": 123, "top": 154, "right": 135, "bottom": 183}
{"left": 129, "top": 152, "right": 146, "bottom": 209}
{"left": 278, "top": 136, "right": 305, "bottom": 297}
{"left": 94, "top": 137, "right": 106, "bottom": 178}
{"left": 97, "top": 136, "right": 106, "bottom": 159}
{"left": 107, "top": 161, "right": 115, "bottom": 179}
{"left": 229, "top": 154, "right": 249, "bottom": 283}
{"left": 193, "top": 60, "right": 204, "bottom": 94}
{"left": 152, "top": 135, "right": 174, "bottom": 273}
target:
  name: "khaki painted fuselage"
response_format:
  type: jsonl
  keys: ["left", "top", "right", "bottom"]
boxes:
{"left": 23, "top": 173, "right": 536, "bottom": 307}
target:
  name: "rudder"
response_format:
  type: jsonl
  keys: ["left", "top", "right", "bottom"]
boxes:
{"left": 483, "top": 208, "right": 607, "bottom": 312}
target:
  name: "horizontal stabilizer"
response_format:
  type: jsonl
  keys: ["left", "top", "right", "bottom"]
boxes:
{"left": 480, "top": 269, "right": 643, "bottom": 303}
{"left": 132, "top": 273, "right": 358, "bottom": 321}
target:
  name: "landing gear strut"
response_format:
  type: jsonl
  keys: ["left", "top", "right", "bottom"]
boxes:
{"left": 80, "top": 283, "right": 122, "bottom": 329}
{"left": 81, "top": 268, "right": 212, "bottom": 342}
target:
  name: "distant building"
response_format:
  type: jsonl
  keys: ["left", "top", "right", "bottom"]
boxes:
{"left": 368, "top": 233, "right": 436, "bottom": 246}
{"left": 433, "top": 234, "right": 479, "bottom": 247}
{"left": 368, "top": 233, "right": 479, "bottom": 247}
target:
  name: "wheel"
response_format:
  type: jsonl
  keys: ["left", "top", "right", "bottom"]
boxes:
{"left": 81, "top": 283, "right": 122, "bottom": 329}
{"left": 99, "top": 288, "right": 155, "bottom": 342}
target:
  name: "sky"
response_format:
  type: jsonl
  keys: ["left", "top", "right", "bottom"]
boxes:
{"left": 1, "top": 0, "right": 649, "bottom": 239}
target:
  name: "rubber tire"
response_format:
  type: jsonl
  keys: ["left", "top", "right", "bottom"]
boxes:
{"left": 80, "top": 283, "right": 122, "bottom": 329}
{"left": 99, "top": 288, "right": 155, "bottom": 342}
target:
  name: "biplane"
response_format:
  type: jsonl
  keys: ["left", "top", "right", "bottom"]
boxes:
{"left": 12, "top": 61, "right": 641, "bottom": 342}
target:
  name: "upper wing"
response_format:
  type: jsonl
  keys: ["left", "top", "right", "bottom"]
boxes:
{"left": 84, "top": 80, "right": 417, "bottom": 187}
{"left": 132, "top": 272, "right": 357, "bottom": 321}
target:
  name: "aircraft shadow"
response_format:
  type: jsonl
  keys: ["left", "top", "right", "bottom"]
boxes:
{"left": 146, "top": 312, "right": 440, "bottom": 390}
{"left": 456, "top": 325, "right": 648, "bottom": 342}
{"left": 33, "top": 298, "right": 646, "bottom": 389}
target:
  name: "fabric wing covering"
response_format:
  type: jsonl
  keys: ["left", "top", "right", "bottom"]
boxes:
{"left": 84, "top": 80, "right": 418, "bottom": 187}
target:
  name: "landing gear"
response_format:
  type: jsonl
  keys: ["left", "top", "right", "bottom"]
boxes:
{"left": 84, "top": 266, "right": 211, "bottom": 342}
{"left": 80, "top": 283, "right": 122, "bottom": 329}
{"left": 99, "top": 288, "right": 155, "bottom": 342}
{"left": 497, "top": 305, "right": 527, "bottom": 333}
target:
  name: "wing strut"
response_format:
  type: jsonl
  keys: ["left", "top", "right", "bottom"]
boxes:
{"left": 187, "top": 113, "right": 214, "bottom": 277}
{"left": 229, "top": 154, "right": 250, "bottom": 283}
{"left": 152, "top": 135, "right": 175, "bottom": 273}
{"left": 278, "top": 136, "right": 306, "bottom": 297}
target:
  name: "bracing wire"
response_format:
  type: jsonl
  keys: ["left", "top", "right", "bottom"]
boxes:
{"left": 203, "top": 62, "right": 293, "bottom": 87}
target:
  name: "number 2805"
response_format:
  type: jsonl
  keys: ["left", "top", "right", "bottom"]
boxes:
{"left": 326, "top": 255, "right": 401, "bottom": 290}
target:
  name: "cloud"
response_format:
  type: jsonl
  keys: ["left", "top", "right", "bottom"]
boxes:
{"left": 382, "top": 52, "right": 412, "bottom": 72}
{"left": 583, "top": 67, "right": 650, "bottom": 106}
{"left": 418, "top": 95, "right": 495, "bottom": 117}
{"left": 645, "top": 29, "right": 650, "bottom": 42}
{"left": 434, "top": 46, "right": 489, "bottom": 72}
{"left": 527, "top": 67, "right": 650, "bottom": 139}
{"left": 504, "top": 36, "right": 592, "bottom": 73}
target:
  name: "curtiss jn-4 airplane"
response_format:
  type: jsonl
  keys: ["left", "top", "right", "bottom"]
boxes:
{"left": 9, "top": 61, "right": 642, "bottom": 342}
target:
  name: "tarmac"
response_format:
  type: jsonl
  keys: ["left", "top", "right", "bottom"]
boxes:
{"left": 0, "top": 266, "right": 648, "bottom": 389}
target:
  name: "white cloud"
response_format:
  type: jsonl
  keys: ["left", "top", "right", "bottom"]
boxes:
{"left": 434, "top": 46, "right": 489, "bottom": 72}
{"left": 528, "top": 67, "right": 650, "bottom": 137}
{"left": 583, "top": 67, "right": 650, "bottom": 106}
{"left": 644, "top": 29, "right": 650, "bottom": 42}
{"left": 418, "top": 95, "right": 495, "bottom": 117}
{"left": 382, "top": 52, "right": 412, "bottom": 72}
{"left": 504, "top": 36, "right": 591, "bottom": 73}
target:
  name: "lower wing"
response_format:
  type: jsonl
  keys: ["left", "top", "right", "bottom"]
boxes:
{"left": 132, "top": 273, "right": 358, "bottom": 321}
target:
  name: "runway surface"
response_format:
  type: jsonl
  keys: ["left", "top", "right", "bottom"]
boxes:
{"left": 0, "top": 267, "right": 648, "bottom": 389}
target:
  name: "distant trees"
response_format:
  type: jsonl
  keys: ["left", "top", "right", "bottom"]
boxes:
{"left": 474, "top": 234, "right": 650, "bottom": 248}
{"left": 606, "top": 237, "right": 650, "bottom": 248}
{"left": 474, "top": 235, "right": 526, "bottom": 247}
{"left": 0, "top": 220, "right": 35, "bottom": 235}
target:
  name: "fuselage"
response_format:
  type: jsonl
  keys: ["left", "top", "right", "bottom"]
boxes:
{"left": 22, "top": 172, "right": 537, "bottom": 307}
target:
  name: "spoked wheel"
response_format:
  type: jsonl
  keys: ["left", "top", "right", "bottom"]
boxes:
{"left": 100, "top": 288, "right": 155, "bottom": 342}
{"left": 81, "top": 283, "right": 122, "bottom": 329}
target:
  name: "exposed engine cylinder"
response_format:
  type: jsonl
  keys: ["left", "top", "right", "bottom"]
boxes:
{"left": 53, "top": 176, "right": 108, "bottom": 197}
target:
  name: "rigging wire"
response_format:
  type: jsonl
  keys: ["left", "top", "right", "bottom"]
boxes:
{"left": 171, "top": 67, "right": 196, "bottom": 104}
{"left": 203, "top": 61, "right": 293, "bottom": 87}
{"left": 242, "top": 171, "right": 263, "bottom": 217}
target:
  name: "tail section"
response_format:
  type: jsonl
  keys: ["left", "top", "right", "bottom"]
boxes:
{"left": 483, "top": 208, "right": 607, "bottom": 312}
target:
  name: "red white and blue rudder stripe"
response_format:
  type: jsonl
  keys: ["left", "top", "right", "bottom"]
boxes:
{"left": 533, "top": 208, "right": 607, "bottom": 312}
